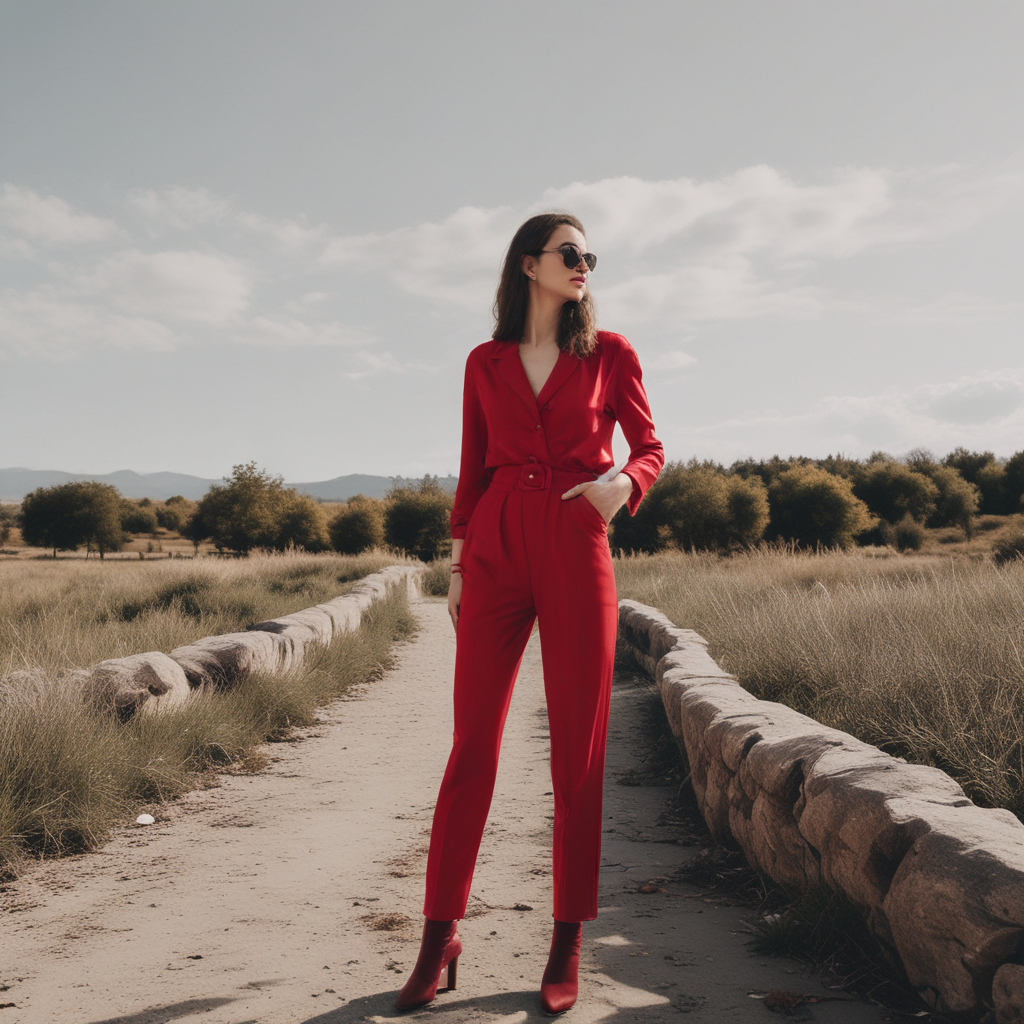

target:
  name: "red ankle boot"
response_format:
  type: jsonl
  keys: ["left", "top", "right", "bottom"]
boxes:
{"left": 395, "top": 918, "right": 462, "bottom": 1011}
{"left": 540, "top": 920, "right": 582, "bottom": 1014}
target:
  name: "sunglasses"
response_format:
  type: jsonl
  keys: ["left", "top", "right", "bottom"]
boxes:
{"left": 540, "top": 244, "right": 597, "bottom": 272}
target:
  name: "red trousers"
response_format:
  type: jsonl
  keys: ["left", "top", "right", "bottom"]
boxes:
{"left": 423, "top": 464, "right": 619, "bottom": 923}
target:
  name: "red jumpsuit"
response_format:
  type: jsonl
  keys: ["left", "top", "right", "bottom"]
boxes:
{"left": 423, "top": 331, "right": 664, "bottom": 923}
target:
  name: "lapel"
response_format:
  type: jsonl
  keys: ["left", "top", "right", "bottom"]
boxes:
{"left": 492, "top": 342, "right": 581, "bottom": 414}
{"left": 492, "top": 341, "right": 539, "bottom": 415}
{"left": 537, "top": 347, "right": 581, "bottom": 406}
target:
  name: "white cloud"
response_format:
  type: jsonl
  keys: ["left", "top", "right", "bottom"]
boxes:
{"left": 76, "top": 249, "right": 251, "bottom": 324}
{"left": 649, "top": 349, "right": 697, "bottom": 372}
{"left": 0, "top": 290, "right": 182, "bottom": 360}
{"left": 238, "top": 315, "right": 373, "bottom": 348}
{"left": 130, "top": 186, "right": 232, "bottom": 229}
{"left": 318, "top": 162, "right": 1023, "bottom": 326}
{"left": 900, "top": 290, "right": 1023, "bottom": 324}
{"left": 321, "top": 203, "right": 519, "bottom": 309}
{"left": 0, "top": 184, "right": 120, "bottom": 246}
{"left": 683, "top": 368, "right": 1024, "bottom": 461}
{"left": 132, "top": 187, "right": 324, "bottom": 251}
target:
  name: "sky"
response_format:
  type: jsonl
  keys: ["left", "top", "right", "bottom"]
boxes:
{"left": 1, "top": 1, "right": 1022, "bottom": 482}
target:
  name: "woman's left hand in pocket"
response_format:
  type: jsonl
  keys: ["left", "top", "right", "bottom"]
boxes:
{"left": 561, "top": 474, "right": 634, "bottom": 524}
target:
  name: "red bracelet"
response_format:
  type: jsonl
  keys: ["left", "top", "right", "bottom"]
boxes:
{"left": 451, "top": 563, "right": 464, "bottom": 575}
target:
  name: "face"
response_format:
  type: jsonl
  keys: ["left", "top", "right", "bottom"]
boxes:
{"left": 521, "top": 224, "right": 591, "bottom": 303}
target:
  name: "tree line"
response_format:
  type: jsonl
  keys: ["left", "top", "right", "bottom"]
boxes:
{"left": 616, "top": 447, "right": 1024, "bottom": 554}
{"left": 7, "top": 447, "right": 1023, "bottom": 560}
{"left": 8, "top": 463, "right": 454, "bottom": 561}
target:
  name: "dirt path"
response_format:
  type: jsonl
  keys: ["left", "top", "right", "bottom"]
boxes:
{"left": 2, "top": 593, "right": 889, "bottom": 1024}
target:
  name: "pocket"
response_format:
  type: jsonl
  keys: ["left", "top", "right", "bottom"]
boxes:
{"left": 574, "top": 494, "right": 608, "bottom": 530}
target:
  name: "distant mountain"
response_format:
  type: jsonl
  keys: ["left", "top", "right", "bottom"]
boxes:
{"left": 291, "top": 474, "right": 458, "bottom": 500}
{"left": 0, "top": 467, "right": 458, "bottom": 502}
{"left": 0, "top": 467, "right": 220, "bottom": 501}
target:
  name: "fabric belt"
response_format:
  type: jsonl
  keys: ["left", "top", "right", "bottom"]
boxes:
{"left": 489, "top": 464, "right": 599, "bottom": 491}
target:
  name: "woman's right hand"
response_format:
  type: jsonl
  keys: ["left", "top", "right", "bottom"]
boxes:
{"left": 448, "top": 572, "right": 462, "bottom": 634}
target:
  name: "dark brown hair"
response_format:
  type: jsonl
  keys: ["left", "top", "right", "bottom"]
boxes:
{"left": 492, "top": 212, "right": 598, "bottom": 358}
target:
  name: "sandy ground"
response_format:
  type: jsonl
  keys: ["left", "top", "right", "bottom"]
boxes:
{"left": 1, "top": 593, "right": 890, "bottom": 1024}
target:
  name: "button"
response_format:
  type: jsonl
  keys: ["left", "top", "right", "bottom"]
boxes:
{"left": 534, "top": 424, "right": 541, "bottom": 430}
{"left": 528, "top": 473, "right": 535, "bottom": 480}
{"left": 528, "top": 456, "right": 537, "bottom": 462}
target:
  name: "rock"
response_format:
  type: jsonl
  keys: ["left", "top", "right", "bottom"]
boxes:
{"left": 882, "top": 812, "right": 1024, "bottom": 1012}
{"left": 170, "top": 631, "right": 300, "bottom": 690}
{"left": 82, "top": 652, "right": 191, "bottom": 720}
{"left": 315, "top": 600, "right": 361, "bottom": 637}
{"left": 248, "top": 606, "right": 334, "bottom": 646}
{"left": 994, "top": 963, "right": 1024, "bottom": 1023}
{"left": 617, "top": 597, "right": 1024, "bottom": 1018}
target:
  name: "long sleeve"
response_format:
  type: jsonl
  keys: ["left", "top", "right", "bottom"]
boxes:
{"left": 609, "top": 340, "right": 664, "bottom": 515}
{"left": 449, "top": 353, "right": 490, "bottom": 539}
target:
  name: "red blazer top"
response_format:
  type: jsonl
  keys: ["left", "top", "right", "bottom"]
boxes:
{"left": 450, "top": 330, "right": 665, "bottom": 539}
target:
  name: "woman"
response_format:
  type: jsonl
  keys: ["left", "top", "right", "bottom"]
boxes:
{"left": 396, "top": 212, "right": 664, "bottom": 1014}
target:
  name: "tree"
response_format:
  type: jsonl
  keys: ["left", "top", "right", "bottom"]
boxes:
{"left": 0, "top": 505, "right": 15, "bottom": 545}
{"left": 927, "top": 466, "right": 980, "bottom": 536}
{"left": 1005, "top": 451, "right": 1024, "bottom": 514}
{"left": 853, "top": 460, "right": 938, "bottom": 524}
{"left": 191, "top": 463, "right": 285, "bottom": 553}
{"left": 768, "top": 466, "right": 875, "bottom": 549}
{"left": 942, "top": 447, "right": 996, "bottom": 485}
{"left": 75, "top": 483, "right": 127, "bottom": 558}
{"left": 384, "top": 476, "right": 453, "bottom": 562}
{"left": 974, "top": 461, "right": 1010, "bottom": 515}
{"left": 120, "top": 500, "right": 159, "bottom": 535}
{"left": 156, "top": 495, "right": 197, "bottom": 533}
{"left": 276, "top": 492, "right": 330, "bottom": 552}
{"left": 611, "top": 461, "right": 767, "bottom": 554}
{"left": 189, "top": 463, "right": 332, "bottom": 554}
{"left": 19, "top": 481, "right": 126, "bottom": 558}
{"left": 330, "top": 496, "right": 385, "bottom": 554}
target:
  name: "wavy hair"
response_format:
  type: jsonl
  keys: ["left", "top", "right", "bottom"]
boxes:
{"left": 492, "top": 212, "right": 598, "bottom": 358}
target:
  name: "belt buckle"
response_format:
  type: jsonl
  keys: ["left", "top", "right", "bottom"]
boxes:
{"left": 520, "top": 463, "right": 550, "bottom": 489}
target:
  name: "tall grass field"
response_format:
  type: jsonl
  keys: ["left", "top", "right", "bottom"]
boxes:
{"left": 615, "top": 549, "right": 1024, "bottom": 818}
{"left": 0, "top": 551, "right": 416, "bottom": 876}
{"left": 0, "top": 550, "right": 407, "bottom": 676}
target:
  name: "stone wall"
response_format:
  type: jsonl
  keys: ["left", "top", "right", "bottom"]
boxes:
{"left": 65, "top": 564, "right": 418, "bottom": 720}
{"left": 617, "top": 597, "right": 1024, "bottom": 1023}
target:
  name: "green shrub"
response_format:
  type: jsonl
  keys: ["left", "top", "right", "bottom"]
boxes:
{"left": 892, "top": 513, "right": 925, "bottom": 551}
{"left": 926, "top": 466, "right": 979, "bottom": 536}
{"left": 120, "top": 500, "right": 159, "bottom": 535}
{"left": 942, "top": 446, "right": 996, "bottom": 484}
{"left": 1005, "top": 452, "right": 1024, "bottom": 514}
{"left": 612, "top": 461, "right": 767, "bottom": 554}
{"left": 904, "top": 447, "right": 938, "bottom": 475}
{"left": 330, "top": 496, "right": 385, "bottom": 554}
{"left": 993, "top": 522, "right": 1024, "bottom": 566}
{"left": 768, "top": 466, "right": 875, "bottom": 549}
{"left": 384, "top": 476, "right": 453, "bottom": 562}
{"left": 853, "top": 460, "right": 938, "bottom": 524}
{"left": 975, "top": 461, "right": 1010, "bottom": 515}
{"left": 276, "top": 493, "right": 330, "bottom": 552}
{"left": 155, "top": 496, "right": 196, "bottom": 533}
{"left": 0, "top": 506, "right": 14, "bottom": 545}
{"left": 726, "top": 475, "right": 771, "bottom": 547}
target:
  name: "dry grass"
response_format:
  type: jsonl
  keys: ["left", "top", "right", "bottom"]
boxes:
{"left": 615, "top": 547, "right": 1024, "bottom": 817}
{"left": 0, "top": 549, "right": 410, "bottom": 677}
{"left": 0, "top": 578, "right": 416, "bottom": 877}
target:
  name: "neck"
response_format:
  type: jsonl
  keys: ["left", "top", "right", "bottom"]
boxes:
{"left": 521, "top": 287, "right": 563, "bottom": 349}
